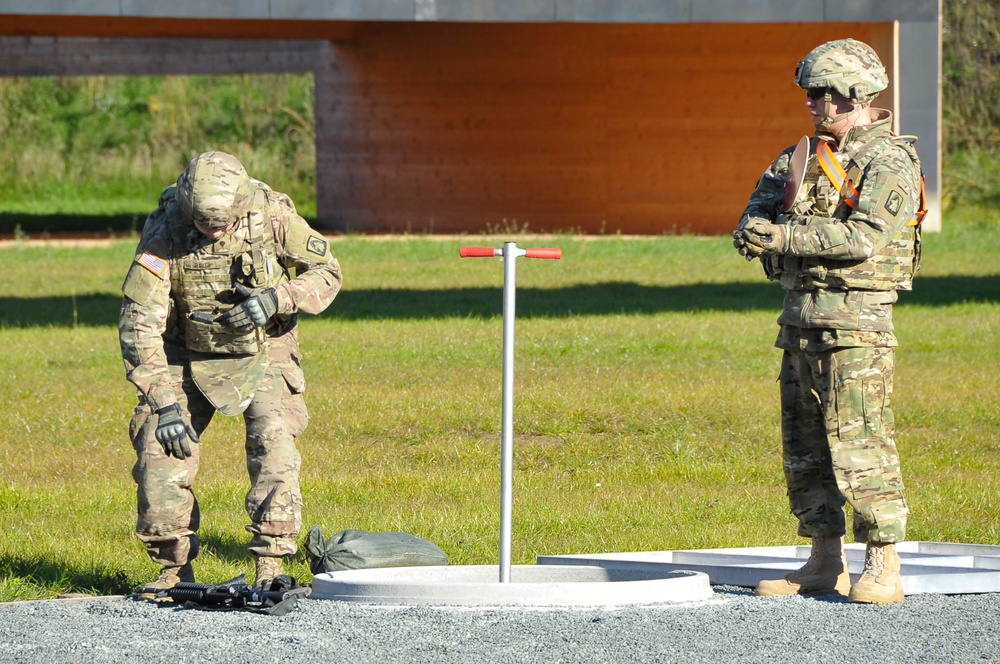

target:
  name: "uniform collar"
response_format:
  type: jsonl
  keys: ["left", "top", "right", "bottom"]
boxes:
{"left": 816, "top": 108, "right": 893, "bottom": 151}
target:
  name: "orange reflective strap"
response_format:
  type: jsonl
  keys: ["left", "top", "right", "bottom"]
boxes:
{"left": 910, "top": 173, "right": 928, "bottom": 226}
{"left": 816, "top": 140, "right": 860, "bottom": 209}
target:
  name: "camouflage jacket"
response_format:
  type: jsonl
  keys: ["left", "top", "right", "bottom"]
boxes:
{"left": 118, "top": 182, "right": 343, "bottom": 411}
{"left": 739, "top": 110, "right": 923, "bottom": 349}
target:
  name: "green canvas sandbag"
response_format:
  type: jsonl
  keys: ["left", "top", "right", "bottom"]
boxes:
{"left": 305, "top": 526, "right": 447, "bottom": 575}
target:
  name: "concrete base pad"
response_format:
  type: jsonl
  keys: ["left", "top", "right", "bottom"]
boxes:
{"left": 311, "top": 564, "right": 713, "bottom": 607}
{"left": 539, "top": 541, "right": 1000, "bottom": 595}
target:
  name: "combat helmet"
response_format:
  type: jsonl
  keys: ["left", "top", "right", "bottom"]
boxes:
{"left": 176, "top": 151, "right": 252, "bottom": 230}
{"left": 794, "top": 38, "right": 887, "bottom": 104}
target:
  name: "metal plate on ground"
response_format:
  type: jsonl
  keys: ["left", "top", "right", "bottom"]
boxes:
{"left": 538, "top": 541, "right": 1000, "bottom": 595}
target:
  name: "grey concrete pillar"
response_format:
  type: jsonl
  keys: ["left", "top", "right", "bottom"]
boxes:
{"left": 898, "top": 18, "right": 942, "bottom": 232}
{"left": 313, "top": 41, "right": 337, "bottom": 230}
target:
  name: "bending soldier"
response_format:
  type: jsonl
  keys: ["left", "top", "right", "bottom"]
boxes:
{"left": 733, "top": 39, "right": 924, "bottom": 604}
{"left": 119, "top": 151, "right": 342, "bottom": 593}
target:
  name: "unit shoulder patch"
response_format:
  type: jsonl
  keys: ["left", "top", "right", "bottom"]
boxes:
{"left": 884, "top": 190, "right": 904, "bottom": 217}
{"left": 872, "top": 172, "right": 914, "bottom": 226}
{"left": 283, "top": 219, "right": 331, "bottom": 262}
{"left": 306, "top": 235, "right": 328, "bottom": 257}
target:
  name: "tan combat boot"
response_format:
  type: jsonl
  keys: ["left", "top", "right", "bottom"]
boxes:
{"left": 848, "top": 542, "right": 904, "bottom": 604}
{"left": 254, "top": 556, "right": 285, "bottom": 587}
{"left": 137, "top": 563, "right": 195, "bottom": 600}
{"left": 755, "top": 535, "right": 851, "bottom": 597}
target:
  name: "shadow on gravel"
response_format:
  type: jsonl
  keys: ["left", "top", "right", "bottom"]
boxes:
{"left": 711, "top": 585, "right": 849, "bottom": 603}
{"left": 2, "top": 275, "right": 997, "bottom": 328}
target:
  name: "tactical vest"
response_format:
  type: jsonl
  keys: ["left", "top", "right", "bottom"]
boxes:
{"left": 164, "top": 183, "right": 291, "bottom": 355}
{"left": 779, "top": 132, "right": 922, "bottom": 293}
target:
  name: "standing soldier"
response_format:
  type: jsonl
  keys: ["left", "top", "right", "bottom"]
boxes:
{"left": 119, "top": 151, "right": 342, "bottom": 593}
{"left": 733, "top": 39, "right": 925, "bottom": 604}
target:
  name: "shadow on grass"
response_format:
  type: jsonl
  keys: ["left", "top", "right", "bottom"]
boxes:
{"left": 0, "top": 537, "right": 282, "bottom": 597}
{"left": 198, "top": 532, "right": 256, "bottom": 565}
{"left": 0, "top": 213, "right": 147, "bottom": 237}
{"left": 1, "top": 276, "right": 997, "bottom": 328}
{"left": 0, "top": 212, "right": 313, "bottom": 237}
{"left": 0, "top": 553, "right": 133, "bottom": 596}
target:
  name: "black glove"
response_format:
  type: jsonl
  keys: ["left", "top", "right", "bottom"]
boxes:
{"left": 155, "top": 403, "right": 200, "bottom": 459}
{"left": 732, "top": 231, "right": 762, "bottom": 261}
{"left": 219, "top": 283, "right": 279, "bottom": 333}
{"left": 741, "top": 218, "right": 791, "bottom": 255}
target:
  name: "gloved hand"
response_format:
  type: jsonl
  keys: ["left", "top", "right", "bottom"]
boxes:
{"left": 741, "top": 218, "right": 791, "bottom": 255}
{"left": 155, "top": 403, "right": 199, "bottom": 459}
{"left": 219, "top": 283, "right": 279, "bottom": 333}
{"left": 732, "top": 230, "right": 764, "bottom": 261}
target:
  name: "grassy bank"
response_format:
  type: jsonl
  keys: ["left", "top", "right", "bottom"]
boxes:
{"left": 0, "top": 72, "right": 318, "bottom": 235}
{"left": 0, "top": 227, "right": 996, "bottom": 601}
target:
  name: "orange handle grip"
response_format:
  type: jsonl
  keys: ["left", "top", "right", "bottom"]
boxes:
{"left": 524, "top": 247, "right": 562, "bottom": 259}
{"left": 460, "top": 246, "right": 498, "bottom": 258}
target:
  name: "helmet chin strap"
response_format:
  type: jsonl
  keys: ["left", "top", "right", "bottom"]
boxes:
{"left": 818, "top": 91, "right": 862, "bottom": 132}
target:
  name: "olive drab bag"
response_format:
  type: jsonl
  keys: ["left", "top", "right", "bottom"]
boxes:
{"left": 305, "top": 526, "right": 447, "bottom": 574}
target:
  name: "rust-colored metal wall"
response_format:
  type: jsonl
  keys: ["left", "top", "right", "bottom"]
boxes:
{"left": 1, "top": 15, "right": 894, "bottom": 234}
{"left": 320, "top": 21, "right": 892, "bottom": 234}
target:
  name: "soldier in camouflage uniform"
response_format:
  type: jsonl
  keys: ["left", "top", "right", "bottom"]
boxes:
{"left": 119, "top": 151, "right": 342, "bottom": 592}
{"left": 732, "top": 39, "right": 925, "bottom": 604}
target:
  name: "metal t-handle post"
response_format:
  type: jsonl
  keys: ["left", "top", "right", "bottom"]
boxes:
{"left": 460, "top": 241, "right": 562, "bottom": 582}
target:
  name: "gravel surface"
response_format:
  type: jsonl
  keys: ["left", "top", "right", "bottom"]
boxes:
{"left": 0, "top": 586, "right": 997, "bottom": 663}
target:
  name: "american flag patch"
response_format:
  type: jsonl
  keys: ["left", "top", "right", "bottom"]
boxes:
{"left": 136, "top": 252, "right": 167, "bottom": 277}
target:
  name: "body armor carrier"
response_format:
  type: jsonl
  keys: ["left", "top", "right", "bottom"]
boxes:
{"left": 778, "top": 133, "right": 920, "bottom": 295}
{"left": 164, "top": 183, "right": 292, "bottom": 355}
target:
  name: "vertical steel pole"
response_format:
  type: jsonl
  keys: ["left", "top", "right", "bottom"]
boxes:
{"left": 499, "top": 241, "right": 523, "bottom": 583}
{"left": 459, "top": 242, "right": 560, "bottom": 585}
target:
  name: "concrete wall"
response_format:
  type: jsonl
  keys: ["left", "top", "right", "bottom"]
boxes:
{"left": 0, "top": 0, "right": 939, "bottom": 23}
{"left": 0, "top": 1, "right": 941, "bottom": 233}
{"left": 0, "top": 36, "right": 327, "bottom": 76}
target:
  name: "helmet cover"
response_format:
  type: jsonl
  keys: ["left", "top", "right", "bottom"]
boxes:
{"left": 794, "top": 38, "right": 887, "bottom": 104}
{"left": 176, "top": 151, "right": 252, "bottom": 229}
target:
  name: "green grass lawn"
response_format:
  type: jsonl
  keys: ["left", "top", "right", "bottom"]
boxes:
{"left": 0, "top": 225, "right": 997, "bottom": 601}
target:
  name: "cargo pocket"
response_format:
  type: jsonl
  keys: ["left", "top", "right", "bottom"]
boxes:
{"left": 834, "top": 348, "right": 890, "bottom": 443}
{"left": 129, "top": 404, "right": 153, "bottom": 451}
{"left": 860, "top": 368, "right": 888, "bottom": 442}
{"left": 833, "top": 352, "right": 867, "bottom": 442}
{"left": 281, "top": 351, "right": 306, "bottom": 395}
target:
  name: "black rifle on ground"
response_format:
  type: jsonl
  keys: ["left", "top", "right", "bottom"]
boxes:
{"left": 138, "top": 574, "right": 310, "bottom": 615}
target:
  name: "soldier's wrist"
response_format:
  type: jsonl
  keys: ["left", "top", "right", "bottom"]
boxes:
{"left": 779, "top": 225, "right": 793, "bottom": 254}
{"left": 156, "top": 403, "right": 182, "bottom": 416}
{"left": 273, "top": 285, "right": 292, "bottom": 314}
{"left": 145, "top": 385, "right": 178, "bottom": 413}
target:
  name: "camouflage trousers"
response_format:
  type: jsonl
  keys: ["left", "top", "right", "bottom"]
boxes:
{"left": 129, "top": 333, "right": 309, "bottom": 566}
{"left": 779, "top": 346, "right": 908, "bottom": 543}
